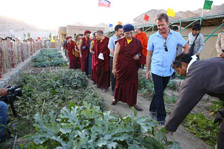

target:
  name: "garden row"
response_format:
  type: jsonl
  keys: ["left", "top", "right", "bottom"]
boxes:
{"left": 31, "top": 49, "right": 67, "bottom": 67}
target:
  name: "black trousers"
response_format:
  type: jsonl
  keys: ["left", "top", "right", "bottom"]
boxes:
{"left": 149, "top": 73, "right": 170, "bottom": 121}
{"left": 110, "top": 57, "right": 116, "bottom": 93}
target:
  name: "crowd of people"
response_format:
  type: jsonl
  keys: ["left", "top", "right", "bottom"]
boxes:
{"left": 62, "top": 13, "right": 223, "bottom": 148}
{"left": 0, "top": 13, "right": 223, "bottom": 147}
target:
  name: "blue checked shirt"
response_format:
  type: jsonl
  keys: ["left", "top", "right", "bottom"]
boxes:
{"left": 147, "top": 30, "right": 187, "bottom": 77}
{"left": 108, "top": 34, "right": 119, "bottom": 57}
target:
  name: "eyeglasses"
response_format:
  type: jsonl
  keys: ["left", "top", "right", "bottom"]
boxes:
{"left": 164, "top": 41, "right": 168, "bottom": 52}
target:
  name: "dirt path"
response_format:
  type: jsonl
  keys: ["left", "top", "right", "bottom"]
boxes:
{"left": 88, "top": 79, "right": 213, "bottom": 149}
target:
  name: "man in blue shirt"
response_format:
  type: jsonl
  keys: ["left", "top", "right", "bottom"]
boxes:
{"left": 145, "top": 13, "right": 189, "bottom": 125}
{"left": 108, "top": 25, "right": 123, "bottom": 96}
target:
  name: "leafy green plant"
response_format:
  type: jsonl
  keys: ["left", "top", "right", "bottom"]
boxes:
{"left": 138, "top": 76, "right": 154, "bottom": 97}
{"left": 4, "top": 70, "right": 105, "bottom": 140}
{"left": 183, "top": 113, "right": 219, "bottom": 147}
{"left": 164, "top": 94, "right": 177, "bottom": 104}
{"left": 32, "top": 49, "right": 67, "bottom": 67}
{"left": 22, "top": 102, "right": 180, "bottom": 149}
{"left": 167, "top": 80, "right": 177, "bottom": 90}
{"left": 208, "top": 100, "right": 223, "bottom": 113}
{"left": 176, "top": 74, "right": 185, "bottom": 80}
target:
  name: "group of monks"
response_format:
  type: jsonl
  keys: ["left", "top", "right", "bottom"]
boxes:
{"left": 64, "top": 24, "right": 148, "bottom": 111}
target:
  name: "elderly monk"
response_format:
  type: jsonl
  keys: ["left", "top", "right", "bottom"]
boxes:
{"left": 95, "top": 30, "right": 110, "bottom": 91}
{"left": 135, "top": 28, "right": 148, "bottom": 68}
{"left": 79, "top": 30, "right": 91, "bottom": 75}
{"left": 112, "top": 24, "right": 143, "bottom": 111}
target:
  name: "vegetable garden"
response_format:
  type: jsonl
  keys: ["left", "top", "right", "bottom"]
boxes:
{"left": 0, "top": 48, "right": 221, "bottom": 148}
{"left": 1, "top": 49, "right": 180, "bottom": 149}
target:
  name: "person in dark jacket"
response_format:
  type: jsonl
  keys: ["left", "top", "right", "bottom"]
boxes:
{"left": 165, "top": 53, "right": 224, "bottom": 149}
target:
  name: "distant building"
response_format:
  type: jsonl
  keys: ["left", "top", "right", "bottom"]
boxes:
{"left": 58, "top": 25, "right": 105, "bottom": 44}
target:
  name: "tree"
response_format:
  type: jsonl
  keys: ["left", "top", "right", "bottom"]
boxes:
{"left": 27, "top": 32, "right": 31, "bottom": 39}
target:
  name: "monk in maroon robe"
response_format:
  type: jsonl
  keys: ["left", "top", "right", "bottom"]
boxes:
{"left": 95, "top": 30, "right": 110, "bottom": 91}
{"left": 112, "top": 24, "right": 143, "bottom": 111}
{"left": 65, "top": 37, "right": 76, "bottom": 69}
{"left": 90, "top": 35, "right": 97, "bottom": 84}
{"left": 73, "top": 41, "right": 81, "bottom": 69}
{"left": 79, "top": 30, "right": 91, "bottom": 75}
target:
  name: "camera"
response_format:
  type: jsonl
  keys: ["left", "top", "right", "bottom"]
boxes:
{"left": 0, "top": 84, "right": 23, "bottom": 117}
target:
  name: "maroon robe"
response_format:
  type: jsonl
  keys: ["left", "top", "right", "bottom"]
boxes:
{"left": 80, "top": 37, "right": 90, "bottom": 75}
{"left": 66, "top": 40, "right": 76, "bottom": 69}
{"left": 91, "top": 39, "right": 97, "bottom": 83}
{"left": 95, "top": 37, "right": 110, "bottom": 89}
{"left": 114, "top": 37, "right": 143, "bottom": 106}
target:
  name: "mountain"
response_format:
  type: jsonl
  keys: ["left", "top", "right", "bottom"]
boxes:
{"left": 0, "top": 16, "right": 55, "bottom": 39}
{"left": 133, "top": 4, "right": 224, "bottom": 26}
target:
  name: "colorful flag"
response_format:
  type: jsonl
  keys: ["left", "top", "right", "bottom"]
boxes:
{"left": 109, "top": 24, "right": 113, "bottom": 27}
{"left": 167, "top": 8, "right": 175, "bottom": 17}
{"left": 144, "top": 14, "right": 149, "bottom": 21}
{"left": 203, "top": 0, "right": 213, "bottom": 10}
{"left": 118, "top": 21, "right": 122, "bottom": 25}
{"left": 98, "top": 0, "right": 111, "bottom": 8}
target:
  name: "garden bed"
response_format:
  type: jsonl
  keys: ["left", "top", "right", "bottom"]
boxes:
{"left": 31, "top": 49, "right": 67, "bottom": 67}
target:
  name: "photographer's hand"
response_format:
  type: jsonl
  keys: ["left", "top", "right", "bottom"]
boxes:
{"left": 0, "top": 88, "right": 8, "bottom": 96}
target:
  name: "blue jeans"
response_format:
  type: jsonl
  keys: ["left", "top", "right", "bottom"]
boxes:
{"left": 149, "top": 73, "right": 170, "bottom": 121}
{"left": 0, "top": 101, "right": 8, "bottom": 140}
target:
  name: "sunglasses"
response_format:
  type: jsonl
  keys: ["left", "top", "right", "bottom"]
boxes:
{"left": 164, "top": 41, "right": 168, "bottom": 52}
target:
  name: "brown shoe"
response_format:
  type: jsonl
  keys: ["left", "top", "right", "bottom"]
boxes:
{"left": 132, "top": 105, "right": 143, "bottom": 111}
{"left": 111, "top": 99, "right": 118, "bottom": 105}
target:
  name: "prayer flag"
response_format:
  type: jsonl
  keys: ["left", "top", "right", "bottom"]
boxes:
{"left": 118, "top": 21, "right": 122, "bottom": 25}
{"left": 167, "top": 8, "right": 175, "bottom": 17}
{"left": 144, "top": 14, "right": 149, "bottom": 21}
{"left": 203, "top": 0, "right": 213, "bottom": 10}
{"left": 109, "top": 24, "right": 113, "bottom": 27}
{"left": 98, "top": 0, "right": 111, "bottom": 8}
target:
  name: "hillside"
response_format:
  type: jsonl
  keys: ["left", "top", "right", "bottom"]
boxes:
{"left": 0, "top": 16, "right": 54, "bottom": 39}
{"left": 133, "top": 4, "right": 224, "bottom": 26}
